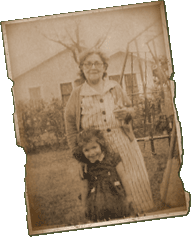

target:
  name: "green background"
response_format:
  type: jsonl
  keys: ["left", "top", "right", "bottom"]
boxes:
{"left": 0, "top": 0, "right": 192, "bottom": 237}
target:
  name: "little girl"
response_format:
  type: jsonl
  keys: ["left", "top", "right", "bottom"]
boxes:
{"left": 75, "top": 128, "right": 135, "bottom": 222}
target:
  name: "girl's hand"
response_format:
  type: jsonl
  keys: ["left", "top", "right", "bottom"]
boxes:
{"left": 113, "top": 107, "right": 135, "bottom": 121}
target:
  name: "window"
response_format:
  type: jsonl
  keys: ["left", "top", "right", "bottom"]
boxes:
{"left": 29, "top": 87, "right": 41, "bottom": 102}
{"left": 74, "top": 78, "right": 85, "bottom": 88}
{"left": 124, "top": 74, "right": 138, "bottom": 95}
{"left": 60, "top": 82, "right": 73, "bottom": 107}
{"left": 109, "top": 75, "right": 120, "bottom": 84}
{"left": 109, "top": 74, "right": 138, "bottom": 96}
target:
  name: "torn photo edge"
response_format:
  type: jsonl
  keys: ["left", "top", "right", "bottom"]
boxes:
{"left": 1, "top": 1, "right": 190, "bottom": 235}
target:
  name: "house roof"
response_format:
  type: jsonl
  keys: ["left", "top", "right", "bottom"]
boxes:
{"left": 13, "top": 49, "right": 69, "bottom": 80}
{"left": 13, "top": 48, "right": 155, "bottom": 81}
{"left": 109, "top": 49, "right": 154, "bottom": 63}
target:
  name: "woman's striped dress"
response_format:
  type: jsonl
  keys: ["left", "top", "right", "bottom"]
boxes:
{"left": 80, "top": 80, "right": 154, "bottom": 213}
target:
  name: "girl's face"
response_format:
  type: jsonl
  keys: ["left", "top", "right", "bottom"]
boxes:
{"left": 82, "top": 53, "right": 105, "bottom": 86}
{"left": 82, "top": 139, "right": 102, "bottom": 163}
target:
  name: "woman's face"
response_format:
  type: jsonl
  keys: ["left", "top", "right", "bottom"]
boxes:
{"left": 82, "top": 139, "right": 102, "bottom": 163}
{"left": 82, "top": 53, "right": 106, "bottom": 85}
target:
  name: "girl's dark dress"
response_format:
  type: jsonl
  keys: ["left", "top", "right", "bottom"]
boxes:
{"left": 83, "top": 153, "right": 133, "bottom": 222}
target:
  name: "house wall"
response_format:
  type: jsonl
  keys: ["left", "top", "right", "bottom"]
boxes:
{"left": 13, "top": 50, "right": 79, "bottom": 103}
{"left": 13, "top": 50, "right": 155, "bottom": 104}
{"left": 108, "top": 52, "right": 154, "bottom": 93}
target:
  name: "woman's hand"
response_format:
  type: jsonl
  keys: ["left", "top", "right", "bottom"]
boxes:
{"left": 113, "top": 107, "right": 135, "bottom": 121}
{"left": 79, "top": 162, "right": 87, "bottom": 180}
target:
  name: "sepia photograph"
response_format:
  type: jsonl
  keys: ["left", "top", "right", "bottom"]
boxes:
{"left": 0, "top": 0, "right": 191, "bottom": 236}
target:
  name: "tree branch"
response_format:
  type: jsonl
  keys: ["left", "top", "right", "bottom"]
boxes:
{"left": 35, "top": 25, "right": 81, "bottom": 63}
{"left": 94, "top": 23, "right": 112, "bottom": 49}
{"left": 65, "top": 27, "right": 77, "bottom": 45}
{"left": 35, "top": 25, "right": 72, "bottom": 49}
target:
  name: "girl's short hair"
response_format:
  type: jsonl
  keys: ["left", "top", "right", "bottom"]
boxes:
{"left": 74, "top": 128, "right": 107, "bottom": 163}
{"left": 78, "top": 48, "right": 109, "bottom": 81}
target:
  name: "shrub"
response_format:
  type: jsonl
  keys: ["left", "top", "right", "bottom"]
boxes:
{"left": 18, "top": 98, "right": 68, "bottom": 153}
{"left": 46, "top": 98, "right": 67, "bottom": 147}
{"left": 131, "top": 87, "right": 169, "bottom": 138}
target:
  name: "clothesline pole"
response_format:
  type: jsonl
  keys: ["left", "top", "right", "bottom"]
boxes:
{"left": 146, "top": 38, "right": 178, "bottom": 204}
{"left": 131, "top": 52, "right": 134, "bottom": 106}
{"left": 131, "top": 52, "right": 134, "bottom": 128}
{"left": 144, "top": 52, "right": 147, "bottom": 147}
{"left": 146, "top": 42, "right": 165, "bottom": 102}
{"left": 134, "top": 39, "right": 145, "bottom": 88}
{"left": 125, "top": 18, "right": 161, "bottom": 47}
{"left": 119, "top": 22, "right": 172, "bottom": 155}
{"left": 145, "top": 31, "right": 163, "bottom": 45}
{"left": 120, "top": 44, "right": 129, "bottom": 87}
{"left": 119, "top": 18, "right": 161, "bottom": 87}
{"left": 134, "top": 39, "right": 156, "bottom": 153}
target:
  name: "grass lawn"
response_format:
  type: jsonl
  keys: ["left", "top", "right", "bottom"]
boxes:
{"left": 26, "top": 138, "right": 186, "bottom": 230}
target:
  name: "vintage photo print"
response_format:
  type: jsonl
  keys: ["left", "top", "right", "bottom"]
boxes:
{"left": 1, "top": 1, "right": 190, "bottom": 235}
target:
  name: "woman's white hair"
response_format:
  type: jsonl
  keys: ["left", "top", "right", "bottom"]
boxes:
{"left": 78, "top": 48, "right": 109, "bottom": 81}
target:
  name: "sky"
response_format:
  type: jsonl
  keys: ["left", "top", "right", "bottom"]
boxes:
{"left": 3, "top": 2, "right": 168, "bottom": 80}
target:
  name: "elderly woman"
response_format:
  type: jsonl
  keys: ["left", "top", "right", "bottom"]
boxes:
{"left": 65, "top": 48, "right": 154, "bottom": 214}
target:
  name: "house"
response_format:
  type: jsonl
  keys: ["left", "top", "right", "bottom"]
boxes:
{"left": 13, "top": 48, "right": 173, "bottom": 148}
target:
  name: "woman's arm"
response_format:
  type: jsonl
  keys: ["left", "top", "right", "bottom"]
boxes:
{"left": 122, "top": 90, "right": 136, "bottom": 120}
{"left": 116, "top": 161, "right": 133, "bottom": 202}
{"left": 114, "top": 107, "right": 135, "bottom": 122}
{"left": 65, "top": 89, "right": 79, "bottom": 154}
{"left": 113, "top": 84, "right": 136, "bottom": 121}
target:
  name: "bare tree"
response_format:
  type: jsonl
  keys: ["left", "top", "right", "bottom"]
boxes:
{"left": 35, "top": 21, "right": 112, "bottom": 64}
